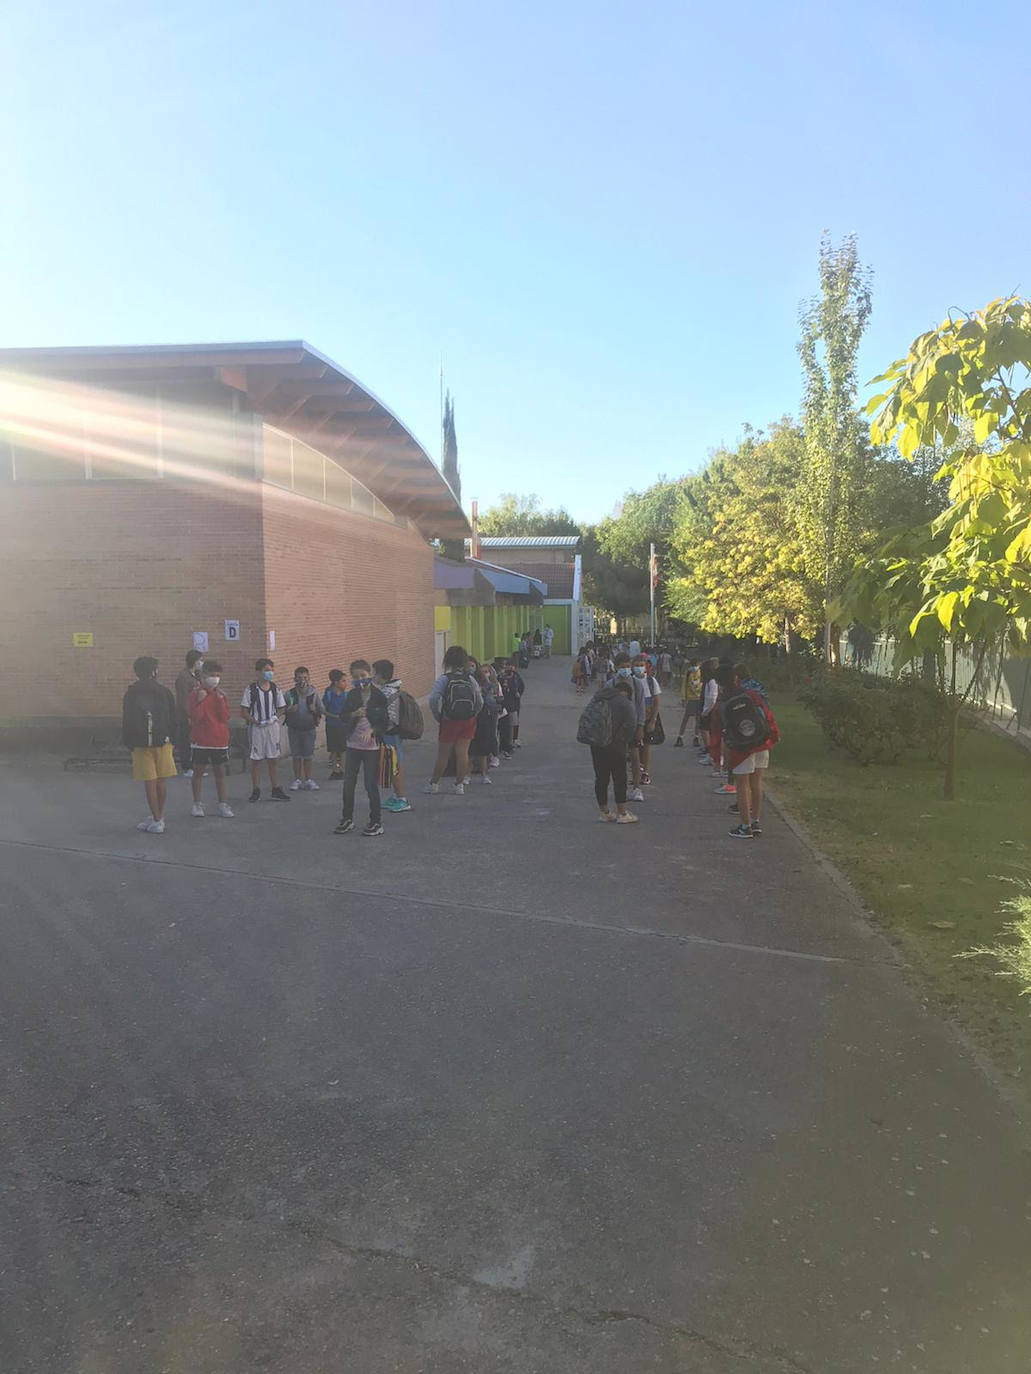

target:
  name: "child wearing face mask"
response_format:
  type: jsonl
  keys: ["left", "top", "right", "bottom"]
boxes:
{"left": 241, "top": 658, "right": 290, "bottom": 802}
{"left": 187, "top": 660, "right": 234, "bottom": 818}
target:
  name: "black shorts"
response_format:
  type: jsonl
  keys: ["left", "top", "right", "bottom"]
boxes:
{"left": 191, "top": 746, "right": 230, "bottom": 768}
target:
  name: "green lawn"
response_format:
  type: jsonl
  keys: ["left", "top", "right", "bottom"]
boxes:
{"left": 770, "top": 695, "right": 1031, "bottom": 1084}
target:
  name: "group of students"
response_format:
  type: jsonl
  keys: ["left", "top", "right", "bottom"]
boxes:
{"left": 575, "top": 648, "right": 778, "bottom": 837}
{"left": 121, "top": 644, "right": 527, "bottom": 836}
{"left": 575, "top": 648, "right": 666, "bottom": 821}
{"left": 674, "top": 657, "right": 779, "bottom": 838}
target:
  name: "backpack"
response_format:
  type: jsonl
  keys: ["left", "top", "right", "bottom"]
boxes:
{"left": 576, "top": 693, "right": 613, "bottom": 746}
{"left": 441, "top": 671, "right": 478, "bottom": 721}
{"left": 395, "top": 690, "right": 425, "bottom": 740}
{"left": 125, "top": 683, "right": 174, "bottom": 748}
{"left": 719, "top": 690, "right": 771, "bottom": 751}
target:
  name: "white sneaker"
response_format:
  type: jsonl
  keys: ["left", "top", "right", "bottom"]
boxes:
{"left": 461, "top": 775, "right": 472, "bottom": 786}
{"left": 217, "top": 803, "right": 234, "bottom": 818}
{"left": 628, "top": 787, "right": 645, "bottom": 802}
{"left": 191, "top": 802, "right": 205, "bottom": 818}
{"left": 137, "top": 818, "right": 154, "bottom": 831}
{"left": 306, "top": 779, "right": 320, "bottom": 791}
{"left": 616, "top": 811, "right": 639, "bottom": 824}
{"left": 454, "top": 783, "right": 465, "bottom": 795}
{"left": 145, "top": 819, "right": 166, "bottom": 834}
{"left": 289, "top": 778, "right": 303, "bottom": 791}
{"left": 424, "top": 782, "right": 440, "bottom": 794}
{"left": 488, "top": 755, "right": 501, "bottom": 768}
{"left": 480, "top": 774, "right": 492, "bottom": 784}
{"left": 181, "top": 769, "right": 194, "bottom": 779}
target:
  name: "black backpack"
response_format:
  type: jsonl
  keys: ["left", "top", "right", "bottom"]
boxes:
{"left": 124, "top": 683, "right": 174, "bottom": 749}
{"left": 395, "top": 690, "right": 425, "bottom": 740}
{"left": 719, "top": 690, "right": 770, "bottom": 751}
{"left": 576, "top": 693, "right": 613, "bottom": 746}
{"left": 441, "top": 672, "right": 478, "bottom": 721}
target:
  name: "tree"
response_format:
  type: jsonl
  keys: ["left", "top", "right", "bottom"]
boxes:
{"left": 477, "top": 493, "right": 580, "bottom": 538}
{"left": 847, "top": 295, "right": 1031, "bottom": 798}
{"left": 579, "top": 524, "right": 650, "bottom": 627}
{"left": 440, "top": 392, "right": 464, "bottom": 561}
{"left": 798, "top": 233, "right": 873, "bottom": 661}
{"left": 667, "top": 423, "right": 823, "bottom": 646}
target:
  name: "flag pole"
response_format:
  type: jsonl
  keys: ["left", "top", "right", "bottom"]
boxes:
{"left": 649, "top": 541, "right": 656, "bottom": 645}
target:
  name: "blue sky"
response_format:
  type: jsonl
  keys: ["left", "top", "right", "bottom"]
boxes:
{"left": 3, "top": 0, "right": 1029, "bottom": 523}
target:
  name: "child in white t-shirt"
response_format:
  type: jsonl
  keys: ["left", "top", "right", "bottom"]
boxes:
{"left": 240, "top": 657, "right": 289, "bottom": 802}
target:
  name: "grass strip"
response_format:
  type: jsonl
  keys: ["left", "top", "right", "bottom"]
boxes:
{"left": 769, "top": 695, "right": 1031, "bottom": 1084}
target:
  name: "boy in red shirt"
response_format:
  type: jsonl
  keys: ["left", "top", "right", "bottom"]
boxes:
{"left": 187, "top": 659, "right": 234, "bottom": 818}
{"left": 714, "top": 664, "right": 779, "bottom": 838}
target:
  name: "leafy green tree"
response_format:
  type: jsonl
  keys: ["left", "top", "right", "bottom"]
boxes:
{"left": 798, "top": 233, "right": 873, "bottom": 661}
{"left": 668, "top": 423, "right": 823, "bottom": 645}
{"left": 478, "top": 492, "right": 580, "bottom": 537}
{"left": 580, "top": 524, "right": 649, "bottom": 626}
{"left": 846, "top": 295, "right": 1031, "bottom": 798}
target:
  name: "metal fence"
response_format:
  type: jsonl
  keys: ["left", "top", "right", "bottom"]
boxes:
{"left": 844, "top": 638, "right": 1031, "bottom": 736}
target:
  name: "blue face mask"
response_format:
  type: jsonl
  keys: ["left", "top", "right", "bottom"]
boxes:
{"left": 616, "top": 667, "right": 632, "bottom": 678}
{"left": 263, "top": 669, "right": 274, "bottom": 681}
{"left": 355, "top": 677, "right": 370, "bottom": 688}
{"left": 633, "top": 666, "right": 646, "bottom": 678}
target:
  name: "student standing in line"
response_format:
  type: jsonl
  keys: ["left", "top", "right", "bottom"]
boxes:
{"left": 186, "top": 659, "right": 234, "bottom": 818}
{"left": 469, "top": 662, "right": 502, "bottom": 785}
{"left": 373, "top": 658, "right": 412, "bottom": 813}
{"left": 122, "top": 656, "right": 178, "bottom": 833}
{"left": 335, "top": 659, "right": 389, "bottom": 836}
{"left": 426, "top": 645, "right": 482, "bottom": 795}
{"left": 322, "top": 668, "right": 349, "bottom": 780}
{"left": 658, "top": 647, "right": 673, "bottom": 687}
{"left": 696, "top": 657, "right": 719, "bottom": 768}
{"left": 543, "top": 624, "right": 554, "bottom": 657}
{"left": 284, "top": 665, "right": 322, "bottom": 791}
{"left": 173, "top": 649, "right": 204, "bottom": 776}
{"left": 496, "top": 656, "right": 524, "bottom": 757}
{"left": 241, "top": 658, "right": 290, "bottom": 802}
{"left": 675, "top": 659, "right": 702, "bottom": 748}
{"left": 715, "top": 664, "right": 779, "bottom": 838}
{"left": 636, "top": 653, "right": 662, "bottom": 785}
{"left": 578, "top": 675, "right": 639, "bottom": 823}
{"left": 613, "top": 651, "right": 647, "bottom": 803}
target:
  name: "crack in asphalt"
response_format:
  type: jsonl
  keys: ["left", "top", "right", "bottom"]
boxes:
{"left": 29, "top": 1168, "right": 814, "bottom": 1372}
{"left": 0, "top": 836, "right": 890, "bottom": 968}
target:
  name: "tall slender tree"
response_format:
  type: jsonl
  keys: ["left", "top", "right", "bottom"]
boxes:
{"left": 440, "top": 392, "right": 465, "bottom": 561}
{"left": 798, "top": 233, "right": 873, "bottom": 661}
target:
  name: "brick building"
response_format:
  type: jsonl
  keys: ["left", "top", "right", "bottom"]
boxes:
{"left": 468, "top": 535, "right": 591, "bottom": 653}
{"left": 0, "top": 342, "right": 469, "bottom": 726}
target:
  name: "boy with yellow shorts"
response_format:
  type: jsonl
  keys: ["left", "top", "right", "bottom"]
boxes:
{"left": 121, "top": 656, "right": 178, "bottom": 833}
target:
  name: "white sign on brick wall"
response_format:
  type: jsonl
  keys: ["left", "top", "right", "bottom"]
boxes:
{"left": 224, "top": 620, "right": 240, "bottom": 642}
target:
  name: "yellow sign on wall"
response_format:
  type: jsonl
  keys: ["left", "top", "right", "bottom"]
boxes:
{"left": 72, "top": 632, "right": 94, "bottom": 647}
{"left": 434, "top": 605, "right": 452, "bottom": 632}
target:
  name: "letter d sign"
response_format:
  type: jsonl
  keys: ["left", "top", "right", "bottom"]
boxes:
{"left": 224, "top": 619, "right": 240, "bottom": 641}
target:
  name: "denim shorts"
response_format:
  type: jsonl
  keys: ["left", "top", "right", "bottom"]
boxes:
{"left": 287, "top": 726, "right": 316, "bottom": 759}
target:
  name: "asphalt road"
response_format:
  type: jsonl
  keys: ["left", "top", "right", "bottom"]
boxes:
{"left": 1, "top": 658, "right": 1029, "bottom": 1373}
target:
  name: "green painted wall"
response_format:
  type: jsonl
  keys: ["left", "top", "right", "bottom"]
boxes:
{"left": 542, "top": 604, "right": 571, "bottom": 654}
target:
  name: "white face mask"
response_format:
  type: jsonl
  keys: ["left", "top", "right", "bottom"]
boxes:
{"left": 204, "top": 675, "right": 220, "bottom": 688}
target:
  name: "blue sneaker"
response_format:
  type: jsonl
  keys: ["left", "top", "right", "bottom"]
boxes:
{"left": 383, "top": 796, "right": 412, "bottom": 812}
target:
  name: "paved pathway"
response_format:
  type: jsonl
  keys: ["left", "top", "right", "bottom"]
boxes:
{"left": 1, "top": 657, "right": 1029, "bottom": 1372}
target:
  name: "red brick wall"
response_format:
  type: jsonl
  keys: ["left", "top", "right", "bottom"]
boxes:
{"left": 0, "top": 479, "right": 438, "bottom": 724}
{"left": 260, "top": 485, "right": 437, "bottom": 699}
{"left": 0, "top": 481, "right": 266, "bottom": 722}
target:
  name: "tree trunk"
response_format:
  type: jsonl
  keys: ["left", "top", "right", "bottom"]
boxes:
{"left": 944, "top": 700, "right": 959, "bottom": 801}
{"left": 943, "top": 641, "right": 959, "bottom": 801}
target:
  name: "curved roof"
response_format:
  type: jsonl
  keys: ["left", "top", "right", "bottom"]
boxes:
{"left": 0, "top": 340, "right": 469, "bottom": 540}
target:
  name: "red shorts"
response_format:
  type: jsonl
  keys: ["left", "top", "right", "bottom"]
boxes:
{"left": 438, "top": 717, "right": 476, "bottom": 744}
